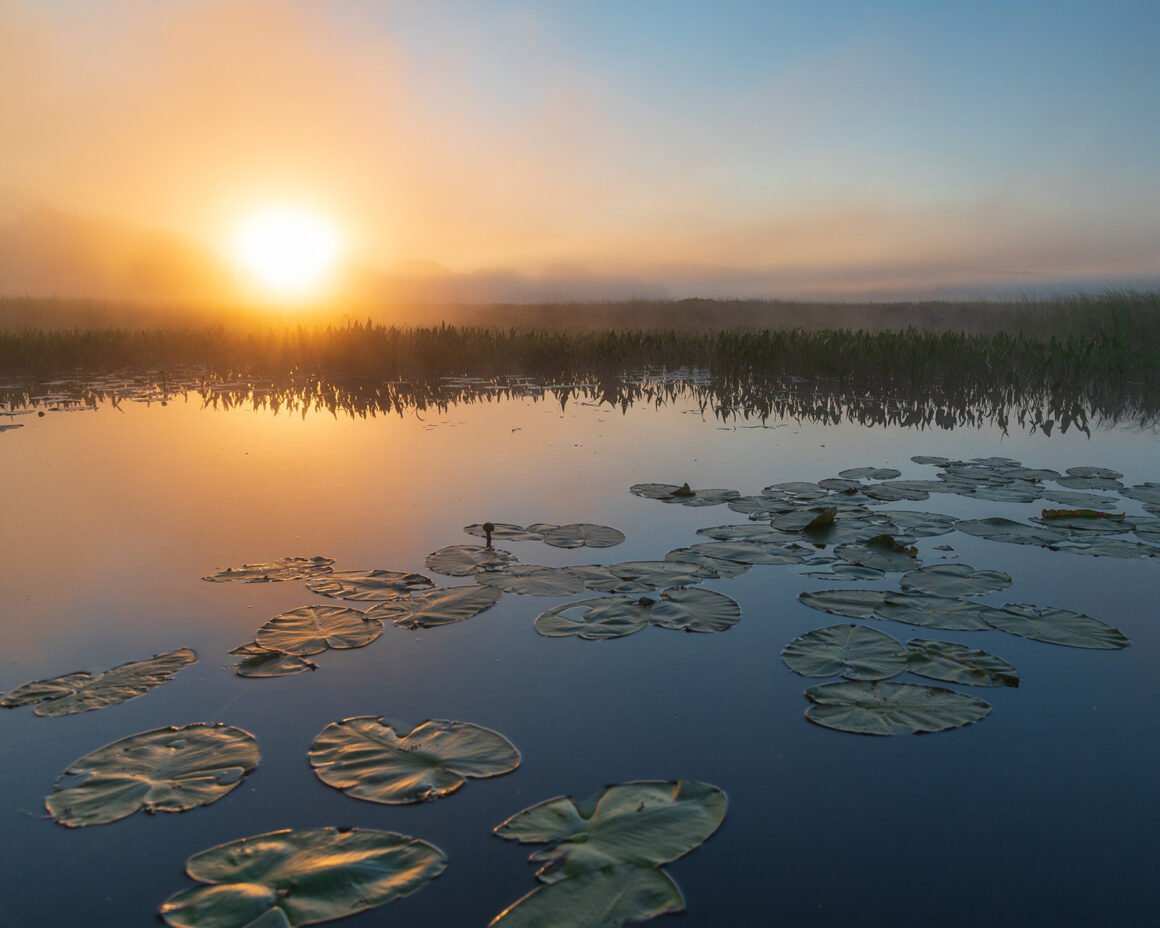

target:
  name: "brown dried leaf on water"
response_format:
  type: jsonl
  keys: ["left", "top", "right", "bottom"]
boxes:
{"left": 0, "top": 648, "right": 197, "bottom": 717}
{"left": 201, "top": 556, "right": 334, "bottom": 583}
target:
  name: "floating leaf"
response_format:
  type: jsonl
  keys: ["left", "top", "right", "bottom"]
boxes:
{"left": 664, "top": 547, "right": 752, "bottom": 579}
{"left": 863, "top": 483, "right": 930, "bottom": 502}
{"left": 1, "top": 648, "right": 196, "bottom": 717}
{"left": 879, "top": 510, "right": 958, "bottom": 539}
{"left": 899, "top": 564, "right": 1011, "bottom": 597}
{"left": 984, "top": 604, "right": 1129, "bottom": 649}
{"left": 1120, "top": 482, "right": 1160, "bottom": 506}
{"left": 494, "top": 780, "right": 727, "bottom": 883}
{"left": 584, "top": 560, "right": 706, "bottom": 591}
{"left": 834, "top": 537, "right": 919, "bottom": 572}
{"left": 464, "top": 523, "right": 548, "bottom": 542}
{"left": 1041, "top": 489, "right": 1119, "bottom": 510}
{"left": 906, "top": 639, "right": 1019, "bottom": 687}
{"left": 911, "top": 455, "right": 950, "bottom": 466}
{"left": 490, "top": 865, "right": 684, "bottom": 928}
{"left": 686, "top": 540, "right": 811, "bottom": 566}
{"left": 781, "top": 625, "right": 908, "bottom": 680}
{"left": 839, "top": 467, "right": 901, "bottom": 480}
{"left": 366, "top": 585, "right": 501, "bottom": 628}
{"left": 425, "top": 544, "right": 518, "bottom": 576}
{"left": 230, "top": 643, "right": 316, "bottom": 678}
{"left": 1054, "top": 474, "right": 1123, "bottom": 491}
{"left": 541, "top": 523, "right": 626, "bottom": 549}
{"left": 254, "top": 606, "right": 380, "bottom": 656}
{"left": 202, "top": 556, "right": 334, "bottom": 583}
{"left": 47, "top": 723, "right": 258, "bottom": 827}
{"left": 876, "top": 592, "right": 1006, "bottom": 631}
{"left": 798, "top": 589, "right": 887, "bottom": 618}
{"left": 804, "top": 681, "right": 991, "bottom": 735}
{"left": 309, "top": 717, "right": 519, "bottom": 804}
{"left": 801, "top": 564, "right": 886, "bottom": 581}
{"left": 534, "top": 588, "right": 740, "bottom": 637}
{"left": 477, "top": 565, "right": 588, "bottom": 595}
{"left": 1058, "top": 538, "right": 1159, "bottom": 559}
{"left": 305, "top": 569, "right": 433, "bottom": 601}
{"left": 954, "top": 517, "right": 1068, "bottom": 547}
{"left": 159, "top": 827, "right": 446, "bottom": 927}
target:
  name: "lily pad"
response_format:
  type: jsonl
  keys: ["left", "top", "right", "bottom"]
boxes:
{"left": 876, "top": 592, "right": 1007, "bottom": 631}
{"left": 804, "top": 681, "right": 991, "bottom": 735}
{"left": 686, "top": 540, "right": 811, "bottom": 566}
{"left": 426, "top": 545, "right": 518, "bottom": 576}
{"left": 490, "top": 865, "right": 683, "bottom": 928}
{"left": 494, "top": 779, "right": 727, "bottom": 882}
{"left": 801, "top": 564, "right": 886, "bottom": 581}
{"left": 954, "top": 517, "right": 1068, "bottom": 547}
{"left": 839, "top": 467, "right": 901, "bottom": 480}
{"left": 477, "top": 565, "right": 588, "bottom": 595}
{"left": 906, "top": 639, "right": 1019, "bottom": 687}
{"left": 879, "top": 510, "right": 958, "bottom": 539}
{"left": 587, "top": 560, "right": 707, "bottom": 591}
{"left": 863, "top": 483, "right": 930, "bottom": 502}
{"left": 1041, "top": 490, "right": 1120, "bottom": 510}
{"left": 309, "top": 717, "right": 520, "bottom": 804}
{"left": 911, "top": 455, "right": 951, "bottom": 466}
{"left": 202, "top": 556, "right": 334, "bottom": 583}
{"left": 47, "top": 723, "right": 259, "bottom": 827}
{"left": 366, "top": 585, "right": 501, "bottom": 628}
{"left": 464, "top": 523, "right": 548, "bottom": 542}
{"left": 159, "top": 827, "right": 446, "bottom": 927}
{"left": 899, "top": 564, "right": 1012, "bottom": 597}
{"left": 834, "top": 537, "right": 919, "bottom": 572}
{"left": 541, "top": 523, "right": 626, "bottom": 549}
{"left": 984, "top": 604, "right": 1130, "bottom": 649}
{"left": 305, "top": 569, "right": 433, "bottom": 601}
{"left": 1, "top": 648, "right": 197, "bottom": 717}
{"left": 254, "top": 606, "right": 380, "bottom": 656}
{"left": 781, "top": 625, "right": 908, "bottom": 680}
{"left": 798, "top": 589, "right": 887, "bottom": 619}
{"left": 230, "top": 643, "right": 316, "bottom": 678}
{"left": 535, "top": 588, "right": 740, "bottom": 637}
{"left": 664, "top": 547, "right": 752, "bottom": 579}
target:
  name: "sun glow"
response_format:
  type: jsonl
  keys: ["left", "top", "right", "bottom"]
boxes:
{"left": 233, "top": 206, "right": 341, "bottom": 297}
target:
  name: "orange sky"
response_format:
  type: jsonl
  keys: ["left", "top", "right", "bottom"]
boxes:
{"left": 2, "top": 0, "right": 1158, "bottom": 301}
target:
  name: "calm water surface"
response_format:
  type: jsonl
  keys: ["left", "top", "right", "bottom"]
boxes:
{"left": 1, "top": 387, "right": 1158, "bottom": 927}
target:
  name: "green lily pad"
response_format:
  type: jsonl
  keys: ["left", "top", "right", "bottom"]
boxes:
{"left": 534, "top": 597, "right": 648, "bottom": 639}
{"left": 761, "top": 481, "right": 831, "bottom": 502}
{"left": 686, "top": 540, "right": 811, "bottom": 565}
{"left": 911, "top": 455, "right": 951, "bottom": 466}
{"left": 1054, "top": 474, "right": 1123, "bottom": 491}
{"left": 586, "top": 560, "right": 707, "bottom": 591}
{"left": 1041, "top": 490, "right": 1120, "bottom": 510}
{"left": 1, "top": 647, "right": 197, "bottom": 717}
{"left": 879, "top": 510, "right": 958, "bottom": 539}
{"left": 804, "top": 681, "right": 991, "bottom": 735}
{"left": 309, "top": 717, "right": 520, "bottom": 804}
{"left": 366, "top": 585, "right": 501, "bottom": 628}
{"left": 159, "top": 827, "right": 446, "bottom": 927}
{"left": 535, "top": 588, "right": 740, "bottom": 637}
{"left": 906, "top": 639, "right": 1019, "bottom": 687}
{"left": 696, "top": 523, "right": 793, "bottom": 542}
{"left": 494, "top": 779, "right": 727, "bottom": 883}
{"left": 254, "top": 606, "right": 380, "bottom": 656}
{"left": 230, "top": 643, "right": 316, "bottom": 678}
{"left": 800, "top": 564, "right": 886, "bottom": 581}
{"left": 834, "top": 537, "right": 919, "bottom": 572}
{"left": 202, "top": 556, "right": 334, "bottom": 583}
{"left": 630, "top": 483, "right": 737, "bottom": 505}
{"left": 541, "top": 523, "right": 626, "bottom": 549}
{"left": 798, "top": 589, "right": 888, "bottom": 618}
{"left": 1120, "top": 483, "right": 1160, "bottom": 506}
{"left": 305, "top": 569, "right": 433, "bottom": 601}
{"left": 839, "top": 467, "right": 901, "bottom": 480}
{"left": 899, "top": 564, "right": 1012, "bottom": 597}
{"left": 1056, "top": 538, "right": 1158, "bottom": 559}
{"left": 863, "top": 483, "right": 930, "bottom": 502}
{"left": 954, "top": 517, "right": 1068, "bottom": 547}
{"left": 489, "top": 865, "right": 684, "bottom": 928}
{"left": 477, "top": 565, "right": 588, "bottom": 595}
{"left": 781, "top": 625, "right": 908, "bottom": 680}
{"left": 984, "top": 604, "right": 1130, "bottom": 649}
{"left": 47, "top": 723, "right": 259, "bottom": 827}
{"left": 876, "top": 592, "right": 1007, "bottom": 630}
{"left": 970, "top": 484, "right": 1043, "bottom": 503}
{"left": 664, "top": 547, "right": 753, "bottom": 579}
{"left": 464, "top": 523, "right": 548, "bottom": 542}
{"left": 426, "top": 545, "right": 518, "bottom": 576}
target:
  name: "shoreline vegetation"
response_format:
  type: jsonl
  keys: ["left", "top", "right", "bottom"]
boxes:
{"left": 2, "top": 291, "right": 1158, "bottom": 430}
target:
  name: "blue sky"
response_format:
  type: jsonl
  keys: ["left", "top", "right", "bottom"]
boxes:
{"left": 2, "top": 0, "right": 1158, "bottom": 298}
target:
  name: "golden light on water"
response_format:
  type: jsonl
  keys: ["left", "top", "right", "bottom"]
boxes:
{"left": 233, "top": 206, "right": 341, "bottom": 297}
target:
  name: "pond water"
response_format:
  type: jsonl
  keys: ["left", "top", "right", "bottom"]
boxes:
{"left": 1, "top": 379, "right": 1158, "bottom": 927}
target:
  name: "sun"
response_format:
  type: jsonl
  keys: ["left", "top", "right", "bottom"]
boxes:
{"left": 233, "top": 206, "right": 341, "bottom": 297}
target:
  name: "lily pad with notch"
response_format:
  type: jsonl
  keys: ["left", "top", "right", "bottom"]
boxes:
{"left": 230, "top": 642, "right": 317, "bottom": 678}
{"left": 464, "top": 523, "right": 549, "bottom": 542}
{"left": 535, "top": 588, "right": 740, "bottom": 637}
{"left": 476, "top": 565, "right": 588, "bottom": 595}
{"left": 834, "top": 536, "right": 919, "bottom": 572}
{"left": 781, "top": 625, "right": 908, "bottom": 680}
{"left": 984, "top": 603, "right": 1129, "bottom": 649}
{"left": 426, "top": 545, "right": 518, "bottom": 576}
{"left": 47, "top": 723, "right": 259, "bottom": 827}
{"left": 158, "top": 827, "right": 446, "bottom": 928}
{"left": 906, "top": 639, "right": 1019, "bottom": 687}
{"left": 541, "top": 523, "right": 626, "bottom": 549}
{"left": 875, "top": 591, "right": 1008, "bottom": 631}
{"left": 686, "top": 540, "right": 812, "bottom": 566}
{"left": 804, "top": 680, "right": 991, "bottom": 735}
{"left": 489, "top": 865, "right": 684, "bottom": 928}
{"left": 254, "top": 606, "right": 381, "bottom": 656}
{"left": 664, "top": 547, "right": 752, "bottom": 579}
{"left": 367, "top": 585, "right": 501, "bottom": 628}
{"left": 305, "top": 569, "right": 433, "bottom": 601}
{"left": 954, "top": 518, "right": 1069, "bottom": 547}
{"left": 798, "top": 589, "right": 888, "bottom": 619}
{"left": 899, "top": 564, "right": 1011, "bottom": 597}
{"left": 202, "top": 556, "right": 334, "bottom": 583}
{"left": 1, "top": 647, "right": 197, "bottom": 717}
{"left": 308, "top": 717, "right": 520, "bottom": 804}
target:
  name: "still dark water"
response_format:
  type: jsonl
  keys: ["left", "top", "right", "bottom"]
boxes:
{"left": 1, "top": 380, "right": 1157, "bottom": 927}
